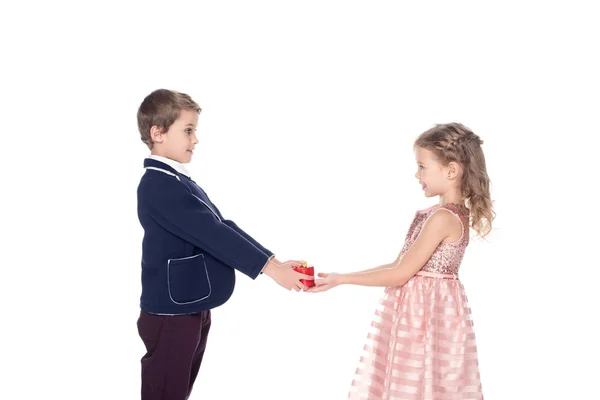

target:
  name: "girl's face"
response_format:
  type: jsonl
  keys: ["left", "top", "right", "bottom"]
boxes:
{"left": 414, "top": 147, "right": 451, "bottom": 198}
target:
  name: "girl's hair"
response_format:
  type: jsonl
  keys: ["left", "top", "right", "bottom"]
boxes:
{"left": 414, "top": 122, "right": 495, "bottom": 237}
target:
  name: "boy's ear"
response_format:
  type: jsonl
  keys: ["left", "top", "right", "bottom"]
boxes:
{"left": 150, "top": 125, "right": 164, "bottom": 144}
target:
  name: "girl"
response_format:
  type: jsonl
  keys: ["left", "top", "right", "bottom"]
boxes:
{"left": 308, "top": 123, "right": 493, "bottom": 399}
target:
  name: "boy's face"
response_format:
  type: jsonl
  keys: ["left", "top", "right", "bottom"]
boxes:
{"left": 151, "top": 109, "right": 199, "bottom": 163}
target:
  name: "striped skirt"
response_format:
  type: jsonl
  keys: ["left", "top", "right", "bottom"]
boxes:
{"left": 348, "top": 271, "right": 483, "bottom": 400}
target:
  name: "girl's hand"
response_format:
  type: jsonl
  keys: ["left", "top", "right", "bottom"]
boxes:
{"left": 306, "top": 272, "right": 341, "bottom": 293}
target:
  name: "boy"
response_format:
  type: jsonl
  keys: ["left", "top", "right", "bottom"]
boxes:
{"left": 136, "top": 89, "right": 312, "bottom": 400}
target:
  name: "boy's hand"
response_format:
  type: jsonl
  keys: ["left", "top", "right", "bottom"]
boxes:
{"left": 263, "top": 259, "right": 314, "bottom": 291}
{"left": 305, "top": 272, "right": 341, "bottom": 293}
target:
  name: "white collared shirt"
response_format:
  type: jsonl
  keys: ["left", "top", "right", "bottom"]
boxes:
{"left": 147, "top": 155, "right": 191, "bottom": 177}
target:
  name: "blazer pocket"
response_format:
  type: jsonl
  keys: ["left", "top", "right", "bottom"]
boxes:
{"left": 167, "top": 253, "right": 211, "bottom": 305}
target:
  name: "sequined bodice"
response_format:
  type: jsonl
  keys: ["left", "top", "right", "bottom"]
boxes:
{"left": 400, "top": 203, "right": 470, "bottom": 275}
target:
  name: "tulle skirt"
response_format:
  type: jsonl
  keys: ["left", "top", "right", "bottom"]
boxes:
{"left": 348, "top": 271, "right": 483, "bottom": 400}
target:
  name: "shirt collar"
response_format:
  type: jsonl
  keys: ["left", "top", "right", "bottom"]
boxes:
{"left": 147, "top": 155, "right": 191, "bottom": 177}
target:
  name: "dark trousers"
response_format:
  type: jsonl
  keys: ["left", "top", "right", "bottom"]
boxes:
{"left": 137, "top": 309, "right": 211, "bottom": 400}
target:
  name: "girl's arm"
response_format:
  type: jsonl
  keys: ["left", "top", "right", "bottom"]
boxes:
{"left": 348, "top": 252, "right": 403, "bottom": 274}
{"left": 334, "top": 210, "right": 457, "bottom": 288}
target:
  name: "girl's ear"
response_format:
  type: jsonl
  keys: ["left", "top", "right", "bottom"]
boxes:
{"left": 447, "top": 161, "right": 460, "bottom": 179}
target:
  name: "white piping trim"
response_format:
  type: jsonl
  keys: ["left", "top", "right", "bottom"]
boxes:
{"left": 145, "top": 166, "right": 222, "bottom": 222}
{"left": 167, "top": 253, "right": 212, "bottom": 305}
{"left": 191, "top": 194, "right": 222, "bottom": 222}
{"left": 145, "top": 166, "right": 181, "bottom": 181}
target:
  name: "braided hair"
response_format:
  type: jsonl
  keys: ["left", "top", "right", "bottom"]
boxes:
{"left": 414, "top": 122, "right": 495, "bottom": 238}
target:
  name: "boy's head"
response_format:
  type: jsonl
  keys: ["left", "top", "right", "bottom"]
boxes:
{"left": 137, "top": 89, "right": 201, "bottom": 163}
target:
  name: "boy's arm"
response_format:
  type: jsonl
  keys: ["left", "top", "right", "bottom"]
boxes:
{"left": 221, "top": 219, "right": 274, "bottom": 257}
{"left": 197, "top": 200, "right": 275, "bottom": 273}
{"left": 194, "top": 186, "right": 274, "bottom": 257}
{"left": 143, "top": 176, "right": 270, "bottom": 279}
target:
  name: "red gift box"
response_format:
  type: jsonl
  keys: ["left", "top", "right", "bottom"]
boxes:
{"left": 293, "top": 265, "right": 315, "bottom": 287}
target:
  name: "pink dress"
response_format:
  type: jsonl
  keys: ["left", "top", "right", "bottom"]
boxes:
{"left": 348, "top": 203, "right": 483, "bottom": 400}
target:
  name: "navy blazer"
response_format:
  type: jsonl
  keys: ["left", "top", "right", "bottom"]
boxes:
{"left": 137, "top": 158, "right": 274, "bottom": 314}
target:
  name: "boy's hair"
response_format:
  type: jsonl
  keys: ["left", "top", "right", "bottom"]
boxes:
{"left": 414, "top": 122, "right": 495, "bottom": 238}
{"left": 137, "top": 89, "right": 201, "bottom": 149}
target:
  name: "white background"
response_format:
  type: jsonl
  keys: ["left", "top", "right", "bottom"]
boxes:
{"left": 1, "top": 1, "right": 598, "bottom": 399}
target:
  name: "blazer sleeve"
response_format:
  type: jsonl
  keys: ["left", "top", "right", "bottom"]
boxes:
{"left": 222, "top": 220, "right": 274, "bottom": 256}
{"left": 194, "top": 185, "right": 275, "bottom": 258}
{"left": 142, "top": 175, "right": 269, "bottom": 279}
